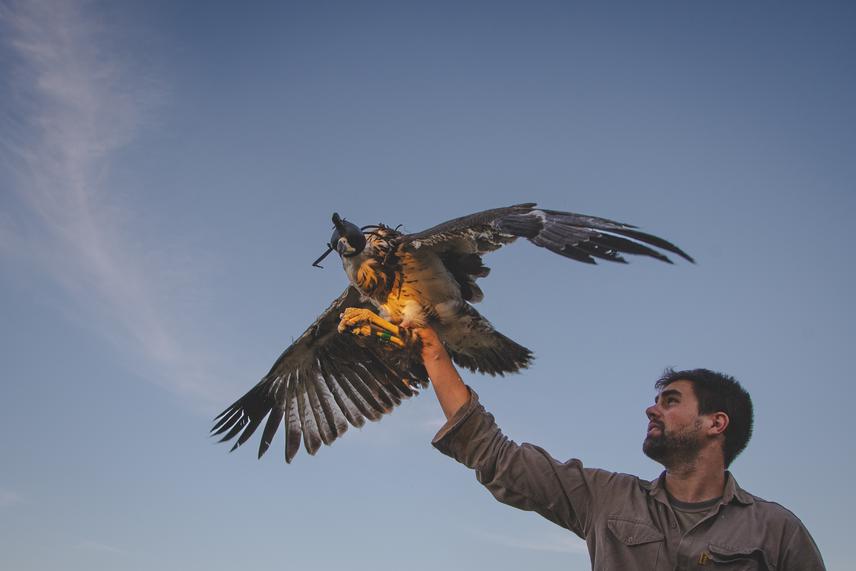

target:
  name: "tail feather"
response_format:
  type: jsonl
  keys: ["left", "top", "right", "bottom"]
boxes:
{"left": 448, "top": 332, "right": 532, "bottom": 376}
{"left": 440, "top": 304, "right": 533, "bottom": 376}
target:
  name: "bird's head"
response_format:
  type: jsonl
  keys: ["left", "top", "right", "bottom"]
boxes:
{"left": 312, "top": 213, "right": 367, "bottom": 268}
{"left": 330, "top": 213, "right": 367, "bottom": 257}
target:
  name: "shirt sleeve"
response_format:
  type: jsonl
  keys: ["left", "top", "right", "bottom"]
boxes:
{"left": 432, "top": 388, "right": 615, "bottom": 538}
{"left": 777, "top": 518, "right": 826, "bottom": 571}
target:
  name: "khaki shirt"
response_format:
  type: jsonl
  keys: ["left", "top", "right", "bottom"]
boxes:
{"left": 433, "top": 389, "right": 825, "bottom": 570}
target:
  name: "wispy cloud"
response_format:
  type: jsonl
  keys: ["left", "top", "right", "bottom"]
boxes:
{"left": 467, "top": 526, "right": 588, "bottom": 555}
{"left": 0, "top": 0, "right": 225, "bottom": 406}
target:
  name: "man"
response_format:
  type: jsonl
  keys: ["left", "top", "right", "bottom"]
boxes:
{"left": 416, "top": 327, "right": 825, "bottom": 570}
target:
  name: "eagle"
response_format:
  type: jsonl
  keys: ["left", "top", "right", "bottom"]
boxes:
{"left": 212, "top": 203, "right": 693, "bottom": 462}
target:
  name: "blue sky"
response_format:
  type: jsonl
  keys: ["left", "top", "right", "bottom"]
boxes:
{"left": 1, "top": 1, "right": 853, "bottom": 569}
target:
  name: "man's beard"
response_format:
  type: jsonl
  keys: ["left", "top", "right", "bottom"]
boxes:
{"left": 643, "top": 419, "right": 704, "bottom": 467}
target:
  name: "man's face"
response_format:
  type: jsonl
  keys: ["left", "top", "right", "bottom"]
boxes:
{"left": 643, "top": 380, "right": 705, "bottom": 466}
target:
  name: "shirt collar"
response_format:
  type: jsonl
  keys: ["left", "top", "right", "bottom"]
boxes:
{"left": 643, "top": 471, "right": 755, "bottom": 506}
{"left": 723, "top": 472, "right": 755, "bottom": 506}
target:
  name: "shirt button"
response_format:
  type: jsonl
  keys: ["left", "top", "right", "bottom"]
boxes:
{"left": 671, "top": 522, "right": 677, "bottom": 529}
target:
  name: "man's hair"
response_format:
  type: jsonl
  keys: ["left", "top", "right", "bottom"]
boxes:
{"left": 655, "top": 368, "right": 754, "bottom": 468}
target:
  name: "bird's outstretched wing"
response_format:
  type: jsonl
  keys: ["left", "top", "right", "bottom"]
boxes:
{"left": 212, "top": 286, "right": 428, "bottom": 462}
{"left": 399, "top": 203, "right": 694, "bottom": 264}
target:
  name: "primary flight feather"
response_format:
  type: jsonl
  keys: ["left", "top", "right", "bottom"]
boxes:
{"left": 212, "top": 203, "right": 693, "bottom": 462}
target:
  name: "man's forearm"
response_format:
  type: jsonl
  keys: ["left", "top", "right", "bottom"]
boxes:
{"left": 416, "top": 327, "right": 470, "bottom": 420}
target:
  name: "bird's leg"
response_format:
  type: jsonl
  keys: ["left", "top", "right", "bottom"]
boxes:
{"left": 337, "top": 308, "right": 410, "bottom": 349}
{"left": 339, "top": 307, "right": 400, "bottom": 335}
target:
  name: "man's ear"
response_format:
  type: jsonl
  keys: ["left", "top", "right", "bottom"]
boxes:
{"left": 707, "top": 412, "right": 729, "bottom": 436}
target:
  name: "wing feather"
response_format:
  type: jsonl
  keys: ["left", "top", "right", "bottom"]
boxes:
{"left": 317, "top": 355, "right": 366, "bottom": 428}
{"left": 258, "top": 399, "right": 284, "bottom": 459}
{"left": 328, "top": 362, "right": 383, "bottom": 422}
{"left": 312, "top": 369, "right": 349, "bottom": 439}
{"left": 338, "top": 366, "right": 388, "bottom": 420}
{"left": 212, "top": 286, "right": 428, "bottom": 462}
{"left": 283, "top": 375, "right": 302, "bottom": 463}
{"left": 360, "top": 361, "right": 417, "bottom": 400}
{"left": 219, "top": 414, "right": 248, "bottom": 445}
{"left": 296, "top": 370, "right": 323, "bottom": 456}
{"left": 401, "top": 203, "right": 535, "bottom": 250}
{"left": 400, "top": 203, "right": 693, "bottom": 264}
{"left": 357, "top": 362, "right": 398, "bottom": 410}
{"left": 211, "top": 407, "right": 242, "bottom": 435}
{"left": 303, "top": 370, "right": 336, "bottom": 447}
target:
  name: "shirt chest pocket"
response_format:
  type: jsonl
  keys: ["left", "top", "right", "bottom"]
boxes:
{"left": 602, "top": 517, "right": 665, "bottom": 568}
{"left": 706, "top": 543, "right": 772, "bottom": 570}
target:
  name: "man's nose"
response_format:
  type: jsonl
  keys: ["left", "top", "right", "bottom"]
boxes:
{"left": 645, "top": 404, "right": 659, "bottom": 420}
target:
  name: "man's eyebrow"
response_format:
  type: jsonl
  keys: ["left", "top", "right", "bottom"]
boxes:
{"left": 655, "top": 388, "right": 682, "bottom": 403}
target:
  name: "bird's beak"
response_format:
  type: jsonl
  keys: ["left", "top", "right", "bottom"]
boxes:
{"left": 336, "top": 239, "right": 348, "bottom": 256}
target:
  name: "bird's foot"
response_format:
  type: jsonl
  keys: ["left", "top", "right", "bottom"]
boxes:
{"left": 338, "top": 308, "right": 408, "bottom": 349}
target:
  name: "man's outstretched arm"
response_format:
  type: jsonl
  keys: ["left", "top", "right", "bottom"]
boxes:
{"left": 415, "top": 326, "right": 470, "bottom": 420}
{"left": 414, "top": 325, "right": 608, "bottom": 537}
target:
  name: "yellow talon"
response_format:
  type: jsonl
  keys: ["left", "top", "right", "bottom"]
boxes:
{"left": 337, "top": 308, "right": 407, "bottom": 349}
{"left": 348, "top": 325, "right": 371, "bottom": 337}
{"left": 338, "top": 307, "right": 400, "bottom": 336}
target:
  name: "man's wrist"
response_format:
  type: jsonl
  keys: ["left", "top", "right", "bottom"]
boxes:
{"left": 422, "top": 345, "right": 449, "bottom": 363}
{"left": 414, "top": 326, "right": 447, "bottom": 363}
